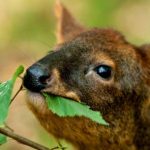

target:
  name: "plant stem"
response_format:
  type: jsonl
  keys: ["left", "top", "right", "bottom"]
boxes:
{"left": 0, "top": 127, "right": 59, "bottom": 150}
{"left": 10, "top": 84, "right": 23, "bottom": 105}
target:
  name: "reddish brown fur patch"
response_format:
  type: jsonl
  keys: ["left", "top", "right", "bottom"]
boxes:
{"left": 28, "top": 98, "right": 137, "bottom": 150}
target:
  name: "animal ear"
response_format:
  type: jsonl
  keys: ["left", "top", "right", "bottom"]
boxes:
{"left": 55, "top": 0, "right": 85, "bottom": 43}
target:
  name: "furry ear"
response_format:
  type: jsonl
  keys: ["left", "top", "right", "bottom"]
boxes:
{"left": 55, "top": 0, "right": 85, "bottom": 43}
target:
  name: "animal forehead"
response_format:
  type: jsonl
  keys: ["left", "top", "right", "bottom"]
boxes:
{"left": 55, "top": 28, "right": 136, "bottom": 65}
{"left": 63, "top": 28, "right": 133, "bottom": 54}
{"left": 74, "top": 28, "right": 127, "bottom": 45}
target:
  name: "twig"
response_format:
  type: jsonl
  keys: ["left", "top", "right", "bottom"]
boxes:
{"left": 18, "top": 76, "right": 23, "bottom": 80}
{"left": 57, "top": 140, "right": 67, "bottom": 150}
{"left": 10, "top": 84, "right": 23, "bottom": 105}
{"left": 4, "top": 123, "right": 14, "bottom": 132}
{"left": 0, "top": 127, "right": 59, "bottom": 150}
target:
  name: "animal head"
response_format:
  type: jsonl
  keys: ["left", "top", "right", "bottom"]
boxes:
{"left": 23, "top": 1, "right": 150, "bottom": 122}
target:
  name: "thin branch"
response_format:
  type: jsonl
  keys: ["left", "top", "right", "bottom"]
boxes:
{"left": 10, "top": 84, "right": 23, "bottom": 105}
{"left": 57, "top": 140, "right": 67, "bottom": 150}
{"left": 0, "top": 127, "right": 59, "bottom": 150}
{"left": 4, "top": 123, "right": 14, "bottom": 132}
{"left": 18, "top": 76, "right": 23, "bottom": 80}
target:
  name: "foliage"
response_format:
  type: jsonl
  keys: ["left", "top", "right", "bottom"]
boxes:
{"left": 0, "top": 66, "right": 24, "bottom": 144}
{"left": 44, "top": 94, "right": 108, "bottom": 126}
{"left": 0, "top": 134, "right": 6, "bottom": 145}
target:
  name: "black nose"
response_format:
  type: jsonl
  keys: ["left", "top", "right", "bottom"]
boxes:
{"left": 23, "top": 64, "right": 50, "bottom": 92}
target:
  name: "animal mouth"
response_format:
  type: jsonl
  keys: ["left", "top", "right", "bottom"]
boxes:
{"left": 26, "top": 89, "right": 80, "bottom": 106}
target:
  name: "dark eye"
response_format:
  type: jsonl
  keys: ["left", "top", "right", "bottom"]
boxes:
{"left": 95, "top": 65, "right": 112, "bottom": 79}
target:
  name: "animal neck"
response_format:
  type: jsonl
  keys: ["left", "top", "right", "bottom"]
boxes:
{"left": 103, "top": 93, "right": 150, "bottom": 150}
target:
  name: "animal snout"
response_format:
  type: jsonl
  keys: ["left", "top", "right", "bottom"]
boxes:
{"left": 23, "top": 64, "right": 50, "bottom": 92}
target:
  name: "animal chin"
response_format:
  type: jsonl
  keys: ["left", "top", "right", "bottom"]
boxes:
{"left": 26, "top": 90, "right": 46, "bottom": 108}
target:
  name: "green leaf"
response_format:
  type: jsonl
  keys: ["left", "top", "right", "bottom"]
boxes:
{"left": 0, "top": 65, "right": 24, "bottom": 145}
{"left": 0, "top": 65, "right": 24, "bottom": 125}
{"left": 0, "top": 134, "right": 7, "bottom": 145}
{"left": 44, "top": 94, "right": 109, "bottom": 126}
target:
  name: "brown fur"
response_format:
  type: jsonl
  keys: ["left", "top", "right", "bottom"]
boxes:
{"left": 24, "top": 1, "right": 150, "bottom": 150}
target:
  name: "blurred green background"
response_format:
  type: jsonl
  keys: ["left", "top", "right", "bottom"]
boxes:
{"left": 0, "top": 0, "right": 150, "bottom": 149}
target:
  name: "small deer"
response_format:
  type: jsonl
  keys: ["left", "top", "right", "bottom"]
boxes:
{"left": 23, "top": 2, "right": 150, "bottom": 150}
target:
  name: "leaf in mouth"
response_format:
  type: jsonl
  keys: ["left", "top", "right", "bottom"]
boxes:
{"left": 44, "top": 93, "right": 109, "bottom": 126}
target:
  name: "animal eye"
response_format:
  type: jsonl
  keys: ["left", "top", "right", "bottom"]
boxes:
{"left": 95, "top": 65, "right": 112, "bottom": 79}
